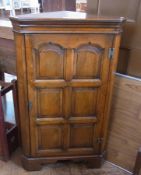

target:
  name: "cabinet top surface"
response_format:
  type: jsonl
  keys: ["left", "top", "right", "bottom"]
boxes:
{"left": 10, "top": 11, "right": 125, "bottom": 23}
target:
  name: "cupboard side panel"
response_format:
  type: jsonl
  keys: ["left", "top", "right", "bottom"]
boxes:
{"left": 14, "top": 33, "right": 30, "bottom": 155}
{"left": 101, "top": 34, "right": 121, "bottom": 152}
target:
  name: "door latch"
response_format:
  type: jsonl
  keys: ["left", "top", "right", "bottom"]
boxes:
{"left": 28, "top": 101, "right": 32, "bottom": 111}
{"left": 108, "top": 48, "right": 115, "bottom": 59}
{"left": 97, "top": 138, "right": 104, "bottom": 144}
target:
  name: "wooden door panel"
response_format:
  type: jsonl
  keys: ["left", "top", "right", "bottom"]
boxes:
{"left": 26, "top": 34, "right": 113, "bottom": 156}
{"left": 72, "top": 88, "right": 98, "bottom": 117}
{"left": 37, "top": 88, "right": 63, "bottom": 118}
{"left": 73, "top": 44, "right": 103, "bottom": 79}
{"left": 34, "top": 43, "right": 65, "bottom": 79}
{"left": 38, "top": 125, "right": 63, "bottom": 150}
{"left": 70, "top": 124, "right": 94, "bottom": 148}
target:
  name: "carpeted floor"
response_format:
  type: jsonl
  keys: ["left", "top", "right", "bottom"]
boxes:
{"left": 0, "top": 150, "right": 132, "bottom": 175}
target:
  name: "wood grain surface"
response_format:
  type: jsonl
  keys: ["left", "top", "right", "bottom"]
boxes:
{"left": 107, "top": 73, "right": 141, "bottom": 173}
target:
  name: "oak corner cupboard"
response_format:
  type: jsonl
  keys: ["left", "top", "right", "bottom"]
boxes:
{"left": 10, "top": 11, "right": 125, "bottom": 171}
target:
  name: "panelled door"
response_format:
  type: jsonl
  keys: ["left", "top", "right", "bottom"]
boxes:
{"left": 25, "top": 33, "right": 113, "bottom": 157}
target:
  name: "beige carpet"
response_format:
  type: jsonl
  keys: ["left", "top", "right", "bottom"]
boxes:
{"left": 0, "top": 150, "right": 131, "bottom": 175}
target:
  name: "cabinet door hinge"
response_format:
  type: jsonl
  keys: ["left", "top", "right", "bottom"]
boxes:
{"left": 97, "top": 138, "right": 104, "bottom": 144}
{"left": 108, "top": 48, "right": 115, "bottom": 59}
{"left": 28, "top": 101, "right": 32, "bottom": 111}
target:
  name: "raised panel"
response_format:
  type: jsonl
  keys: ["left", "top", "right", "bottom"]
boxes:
{"left": 34, "top": 43, "right": 65, "bottom": 79}
{"left": 72, "top": 88, "right": 98, "bottom": 117}
{"left": 73, "top": 44, "right": 103, "bottom": 79}
{"left": 70, "top": 124, "right": 93, "bottom": 148}
{"left": 38, "top": 125, "right": 63, "bottom": 150}
{"left": 37, "top": 88, "right": 63, "bottom": 117}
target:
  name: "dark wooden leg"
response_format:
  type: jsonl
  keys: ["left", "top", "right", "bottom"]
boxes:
{"left": 11, "top": 80, "right": 21, "bottom": 146}
{"left": 22, "top": 155, "right": 42, "bottom": 171}
{"left": 133, "top": 148, "right": 141, "bottom": 175}
{"left": 0, "top": 72, "right": 4, "bottom": 81}
{"left": 0, "top": 95, "right": 9, "bottom": 161}
{"left": 86, "top": 156, "right": 104, "bottom": 168}
{"left": 21, "top": 154, "right": 105, "bottom": 171}
{"left": 46, "top": 159, "right": 57, "bottom": 164}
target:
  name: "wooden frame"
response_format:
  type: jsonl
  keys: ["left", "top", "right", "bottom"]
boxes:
{"left": 0, "top": 80, "right": 19, "bottom": 161}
